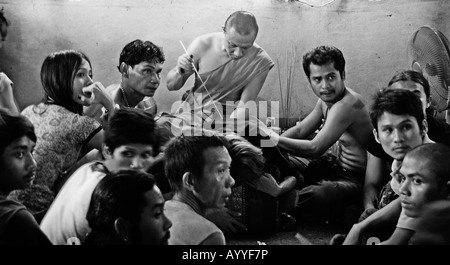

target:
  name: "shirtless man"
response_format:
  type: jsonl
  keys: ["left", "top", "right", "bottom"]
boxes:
{"left": 166, "top": 10, "right": 274, "bottom": 127}
{"left": 265, "top": 45, "right": 383, "bottom": 223}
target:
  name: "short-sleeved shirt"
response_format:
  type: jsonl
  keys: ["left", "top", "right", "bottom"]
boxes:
{"left": 40, "top": 161, "right": 108, "bottom": 245}
{"left": 164, "top": 200, "right": 225, "bottom": 245}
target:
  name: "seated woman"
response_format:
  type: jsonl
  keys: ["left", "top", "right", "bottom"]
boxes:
{"left": 84, "top": 169, "right": 172, "bottom": 245}
{"left": 225, "top": 134, "right": 299, "bottom": 235}
{"left": 0, "top": 109, "right": 51, "bottom": 244}
{"left": 8, "top": 50, "right": 116, "bottom": 218}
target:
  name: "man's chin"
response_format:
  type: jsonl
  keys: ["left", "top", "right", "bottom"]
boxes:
{"left": 120, "top": 166, "right": 147, "bottom": 172}
{"left": 144, "top": 88, "right": 157, "bottom": 97}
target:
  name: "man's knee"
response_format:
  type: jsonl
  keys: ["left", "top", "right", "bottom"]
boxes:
{"left": 296, "top": 181, "right": 360, "bottom": 217}
{"left": 297, "top": 183, "right": 331, "bottom": 208}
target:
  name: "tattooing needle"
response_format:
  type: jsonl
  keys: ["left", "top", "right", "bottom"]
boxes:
{"left": 178, "top": 40, "right": 223, "bottom": 120}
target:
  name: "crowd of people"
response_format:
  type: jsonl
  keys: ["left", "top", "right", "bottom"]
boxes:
{"left": 1, "top": 10, "right": 449, "bottom": 245}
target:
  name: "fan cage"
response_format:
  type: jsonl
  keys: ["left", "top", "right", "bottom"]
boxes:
{"left": 408, "top": 25, "right": 450, "bottom": 113}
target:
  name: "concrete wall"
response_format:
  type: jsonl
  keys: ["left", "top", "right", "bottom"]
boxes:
{"left": 0, "top": 0, "right": 449, "bottom": 120}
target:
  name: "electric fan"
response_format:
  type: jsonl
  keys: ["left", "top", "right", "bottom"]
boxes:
{"left": 407, "top": 25, "right": 450, "bottom": 122}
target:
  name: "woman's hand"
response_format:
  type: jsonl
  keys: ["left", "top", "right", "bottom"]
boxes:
{"left": 80, "top": 82, "right": 113, "bottom": 107}
{"left": 80, "top": 82, "right": 115, "bottom": 124}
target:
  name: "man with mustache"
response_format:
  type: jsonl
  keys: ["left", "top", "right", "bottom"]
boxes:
{"left": 85, "top": 39, "right": 164, "bottom": 119}
{"left": 262, "top": 45, "right": 386, "bottom": 225}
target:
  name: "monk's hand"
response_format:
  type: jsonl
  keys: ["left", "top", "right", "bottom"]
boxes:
{"left": 177, "top": 53, "right": 194, "bottom": 75}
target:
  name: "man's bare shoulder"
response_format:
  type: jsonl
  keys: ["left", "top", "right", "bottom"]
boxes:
{"left": 191, "top": 32, "right": 221, "bottom": 50}
{"left": 340, "top": 87, "right": 367, "bottom": 111}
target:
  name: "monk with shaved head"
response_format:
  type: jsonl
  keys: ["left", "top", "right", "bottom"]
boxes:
{"left": 166, "top": 10, "right": 274, "bottom": 129}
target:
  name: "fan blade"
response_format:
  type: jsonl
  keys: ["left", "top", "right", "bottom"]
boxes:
{"left": 425, "top": 63, "right": 439, "bottom": 76}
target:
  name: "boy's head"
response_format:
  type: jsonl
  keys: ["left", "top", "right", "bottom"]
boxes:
{"left": 388, "top": 70, "right": 431, "bottom": 115}
{"left": 86, "top": 169, "right": 172, "bottom": 245}
{"left": 103, "top": 108, "right": 160, "bottom": 172}
{"left": 0, "top": 109, "right": 37, "bottom": 193}
{"left": 398, "top": 143, "right": 450, "bottom": 218}
{"left": 118, "top": 40, "right": 164, "bottom": 98}
{"left": 164, "top": 135, "right": 235, "bottom": 208}
{"left": 370, "top": 89, "right": 427, "bottom": 161}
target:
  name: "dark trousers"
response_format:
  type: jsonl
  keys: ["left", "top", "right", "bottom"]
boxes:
{"left": 291, "top": 154, "right": 364, "bottom": 226}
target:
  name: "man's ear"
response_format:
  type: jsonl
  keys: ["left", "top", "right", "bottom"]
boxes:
{"left": 114, "top": 217, "right": 130, "bottom": 243}
{"left": 444, "top": 180, "right": 450, "bottom": 200}
{"left": 373, "top": 128, "right": 381, "bottom": 144}
{"left": 120, "top": 62, "right": 129, "bottom": 78}
{"left": 341, "top": 70, "right": 346, "bottom": 81}
{"left": 421, "top": 119, "right": 429, "bottom": 136}
{"left": 426, "top": 96, "right": 432, "bottom": 109}
{"left": 182, "top": 172, "right": 196, "bottom": 192}
{"left": 103, "top": 145, "right": 112, "bottom": 160}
